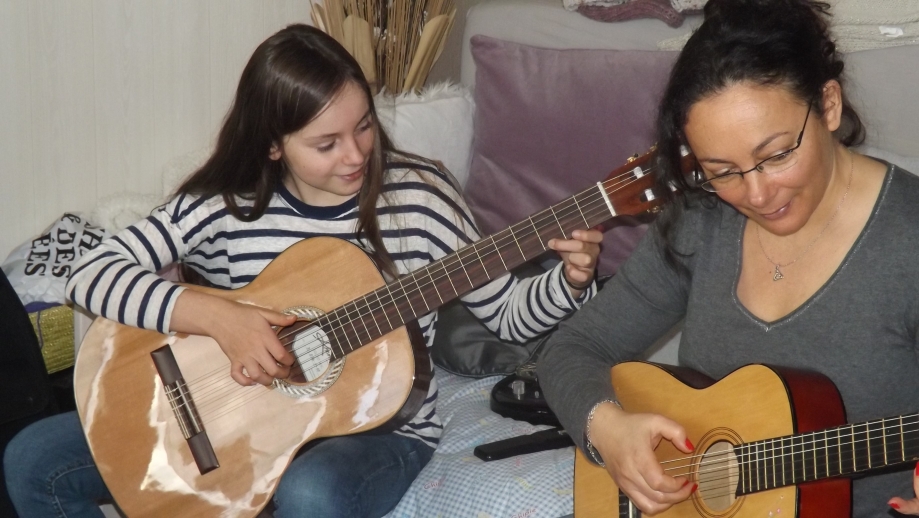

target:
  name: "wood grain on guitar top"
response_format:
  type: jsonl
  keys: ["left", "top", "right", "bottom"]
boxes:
{"left": 74, "top": 238, "right": 418, "bottom": 518}
{"left": 574, "top": 362, "right": 852, "bottom": 518}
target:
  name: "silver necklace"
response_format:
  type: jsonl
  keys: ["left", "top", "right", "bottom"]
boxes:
{"left": 756, "top": 150, "right": 854, "bottom": 281}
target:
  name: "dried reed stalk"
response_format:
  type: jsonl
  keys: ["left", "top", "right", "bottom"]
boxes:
{"left": 312, "top": 0, "right": 455, "bottom": 94}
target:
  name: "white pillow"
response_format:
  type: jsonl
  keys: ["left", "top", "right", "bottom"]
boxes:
{"left": 375, "top": 82, "right": 476, "bottom": 190}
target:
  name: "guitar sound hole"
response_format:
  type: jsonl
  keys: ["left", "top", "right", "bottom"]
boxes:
{"left": 697, "top": 441, "right": 739, "bottom": 512}
{"left": 284, "top": 323, "right": 332, "bottom": 384}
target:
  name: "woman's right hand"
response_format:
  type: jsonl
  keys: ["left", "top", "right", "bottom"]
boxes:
{"left": 171, "top": 290, "right": 297, "bottom": 386}
{"left": 589, "top": 403, "right": 697, "bottom": 514}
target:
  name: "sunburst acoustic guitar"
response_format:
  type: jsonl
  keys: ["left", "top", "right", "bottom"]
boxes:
{"left": 574, "top": 362, "right": 919, "bottom": 517}
{"left": 73, "top": 149, "right": 681, "bottom": 517}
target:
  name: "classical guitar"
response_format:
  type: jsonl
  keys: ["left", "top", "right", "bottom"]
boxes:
{"left": 74, "top": 150, "right": 674, "bottom": 518}
{"left": 574, "top": 362, "right": 919, "bottom": 518}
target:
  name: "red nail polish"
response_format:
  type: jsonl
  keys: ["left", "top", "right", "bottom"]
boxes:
{"left": 890, "top": 502, "right": 901, "bottom": 510}
{"left": 691, "top": 483, "right": 698, "bottom": 493}
{"left": 915, "top": 461, "right": 919, "bottom": 476}
{"left": 685, "top": 439, "right": 695, "bottom": 451}
{"left": 682, "top": 479, "right": 690, "bottom": 487}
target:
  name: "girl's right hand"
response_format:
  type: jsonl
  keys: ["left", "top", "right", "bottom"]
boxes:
{"left": 589, "top": 403, "right": 697, "bottom": 514}
{"left": 171, "top": 290, "right": 297, "bottom": 386}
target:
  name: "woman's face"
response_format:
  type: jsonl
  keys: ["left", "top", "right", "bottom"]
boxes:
{"left": 684, "top": 82, "right": 841, "bottom": 236}
{"left": 271, "top": 81, "right": 375, "bottom": 207}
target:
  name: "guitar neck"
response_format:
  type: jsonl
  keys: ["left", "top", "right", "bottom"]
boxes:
{"left": 736, "top": 413, "right": 919, "bottom": 495}
{"left": 314, "top": 181, "right": 619, "bottom": 359}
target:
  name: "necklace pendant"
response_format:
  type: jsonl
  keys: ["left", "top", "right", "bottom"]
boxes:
{"left": 773, "top": 265, "right": 784, "bottom": 281}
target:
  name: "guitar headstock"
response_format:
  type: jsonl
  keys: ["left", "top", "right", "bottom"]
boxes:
{"left": 599, "top": 146, "right": 695, "bottom": 217}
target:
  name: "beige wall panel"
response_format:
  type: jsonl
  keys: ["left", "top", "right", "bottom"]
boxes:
{"left": 151, "top": 1, "right": 214, "bottom": 191}
{"left": 0, "top": 2, "right": 35, "bottom": 261}
{"left": 27, "top": 1, "right": 97, "bottom": 242}
{"left": 93, "top": 0, "right": 158, "bottom": 197}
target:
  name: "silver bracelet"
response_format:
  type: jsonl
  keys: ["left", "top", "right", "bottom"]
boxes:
{"left": 584, "top": 398, "right": 621, "bottom": 467}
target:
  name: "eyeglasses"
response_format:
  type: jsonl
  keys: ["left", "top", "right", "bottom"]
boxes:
{"left": 695, "top": 102, "right": 812, "bottom": 193}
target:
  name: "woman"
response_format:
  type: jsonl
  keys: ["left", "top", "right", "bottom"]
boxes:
{"left": 538, "top": 0, "right": 919, "bottom": 515}
{"left": 4, "top": 24, "right": 603, "bottom": 518}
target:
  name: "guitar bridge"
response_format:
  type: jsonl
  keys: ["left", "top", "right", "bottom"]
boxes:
{"left": 151, "top": 345, "right": 219, "bottom": 475}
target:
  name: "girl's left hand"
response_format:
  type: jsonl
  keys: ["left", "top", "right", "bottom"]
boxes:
{"left": 548, "top": 228, "right": 604, "bottom": 297}
{"left": 888, "top": 463, "right": 919, "bottom": 514}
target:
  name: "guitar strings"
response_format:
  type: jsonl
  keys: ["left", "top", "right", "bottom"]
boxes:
{"left": 188, "top": 168, "right": 654, "bottom": 422}
{"left": 620, "top": 426, "right": 919, "bottom": 502}
{"left": 649, "top": 432, "right": 919, "bottom": 502}
{"left": 609, "top": 416, "right": 919, "bottom": 502}
{"left": 179, "top": 165, "right": 660, "bottom": 419}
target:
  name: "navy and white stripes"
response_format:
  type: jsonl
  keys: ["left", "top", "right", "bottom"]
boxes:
{"left": 66, "top": 154, "right": 595, "bottom": 448}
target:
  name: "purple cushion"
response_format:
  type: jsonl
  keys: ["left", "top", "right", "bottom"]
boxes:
{"left": 465, "top": 35, "right": 678, "bottom": 275}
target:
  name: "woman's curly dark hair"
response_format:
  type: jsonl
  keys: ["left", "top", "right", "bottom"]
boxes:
{"left": 653, "top": 0, "right": 864, "bottom": 273}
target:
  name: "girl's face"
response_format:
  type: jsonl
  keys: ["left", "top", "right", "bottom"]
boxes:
{"left": 684, "top": 82, "right": 842, "bottom": 237}
{"left": 271, "top": 81, "right": 374, "bottom": 207}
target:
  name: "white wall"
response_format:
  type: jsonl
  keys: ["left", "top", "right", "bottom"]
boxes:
{"left": 0, "top": 1, "right": 312, "bottom": 261}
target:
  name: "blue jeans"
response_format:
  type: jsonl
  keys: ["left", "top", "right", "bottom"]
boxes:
{"left": 4, "top": 411, "right": 434, "bottom": 518}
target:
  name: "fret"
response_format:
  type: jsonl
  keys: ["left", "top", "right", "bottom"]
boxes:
{"left": 327, "top": 317, "right": 353, "bottom": 356}
{"left": 408, "top": 272, "right": 431, "bottom": 312}
{"left": 837, "top": 427, "right": 844, "bottom": 476}
{"left": 352, "top": 301, "right": 373, "bottom": 345}
{"left": 548, "top": 206, "right": 567, "bottom": 239}
{"left": 866, "top": 421, "right": 873, "bottom": 470}
{"left": 882, "top": 418, "right": 889, "bottom": 466}
{"left": 770, "top": 438, "right": 777, "bottom": 489}
{"left": 384, "top": 286, "right": 407, "bottom": 326}
{"left": 572, "top": 194, "right": 590, "bottom": 228}
{"left": 372, "top": 288, "right": 394, "bottom": 332}
{"left": 790, "top": 434, "right": 800, "bottom": 483}
{"left": 488, "top": 236, "right": 509, "bottom": 272}
{"left": 324, "top": 320, "right": 346, "bottom": 358}
{"left": 756, "top": 441, "right": 763, "bottom": 491}
{"left": 906, "top": 415, "right": 919, "bottom": 460}
{"left": 822, "top": 430, "right": 830, "bottom": 480}
{"left": 740, "top": 443, "right": 749, "bottom": 494}
{"left": 747, "top": 443, "right": 755, "bottom": 494}
{"left": 825, "top": 428, "right": 840, "bottom": 478}
{"left": 438, "top": 260, "right": 459, "bottom": 297}
{"left": 813, "top": 431, "right": 824, "bottom": 480}
{"left": 901, "top": 416, "right": 906, "bottom": 462}
{"left": 527, "top": 216, "right": 547, "bottom": 250}
{"left": 504, "top": 226, "right": 527, "bottom": 265}
{"left": 363, "top": 293, "right": 384, "bottom": 337}
{"left": 470, "top": 243, "right": 491, "bottom": 281}
{"left": 802, "top": 432, "right": 814, "bottom": 481}
{"left": 455, "top": 252, "right": 475, "bottom": 289}
{"left": 851, "top": 423, "right": 860, "bottom": 473}
{"left": 342, "top": 312, "right": 362, "bottom": 352}
{"left": 780, "top": 436, "right": 787, "bottom": 487}
{"left": 422, "top": 266, "right": 444, "bottom": 305}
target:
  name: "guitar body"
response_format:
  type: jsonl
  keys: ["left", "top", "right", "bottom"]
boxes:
{"left": 574, "top": 362, "right": 851, "bottom": 517}
{"left": 74, "top": 237, "right": 428, "bottom": 518}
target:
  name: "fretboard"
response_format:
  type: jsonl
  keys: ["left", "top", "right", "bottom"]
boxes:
{"left": 736, "top": 413, "right": 919, "bottom": 495}
{"left": 297, "top": 169, "right": 654, "bottom": 360}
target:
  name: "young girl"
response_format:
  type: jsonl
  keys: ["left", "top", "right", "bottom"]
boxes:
{"left": 4, "top": 24, "right": 602, "bottom": 518}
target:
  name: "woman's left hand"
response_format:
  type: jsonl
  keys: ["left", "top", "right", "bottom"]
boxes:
{"left": 548, "top": 228, "right": 604, "bottom": 298}
{"left": 888, "top": 463, "right": 919, "bottom": 514}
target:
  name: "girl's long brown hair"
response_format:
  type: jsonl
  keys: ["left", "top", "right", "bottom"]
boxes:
{"left": 176, "top": 24, "right": 398, "bottom": 278}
